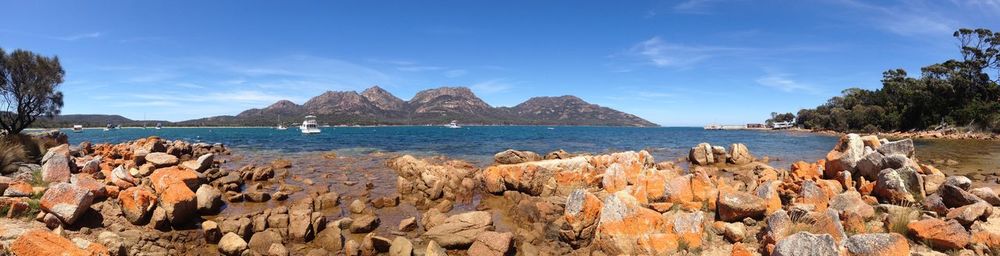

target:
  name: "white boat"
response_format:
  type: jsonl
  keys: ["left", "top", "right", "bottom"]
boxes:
{"left": 300, "top": 115, "right": 321, "bottom": 134}
{"left": 155, "top": 123, "right": 162, "bottom": 130}
{"left": 276, "top": 124, "right": 288, "bottom": 130}
{"left": 72, "top": 125, "right": 83, "bottom": 133}
{"left": 445, "top": 120, "right": 462, "bottom": 129}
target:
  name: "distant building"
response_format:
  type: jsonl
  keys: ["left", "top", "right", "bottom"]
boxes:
{"left": 746, "top": 123, "right": 765, "bottom": 129}
{"left": 772, "top": 121, "right": 794, "bottom": 129}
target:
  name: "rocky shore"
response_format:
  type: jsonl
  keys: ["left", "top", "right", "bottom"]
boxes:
{"left": 0, "top": 132, "right": 998, "bottom": 255}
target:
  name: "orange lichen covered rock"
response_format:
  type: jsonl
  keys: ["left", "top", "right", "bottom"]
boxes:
{"left": 150, "top": 166, "right": 201, "bottom": 193}
{"left": 717, "top": 190, "right": 766, "bottom": 222}
{"left": 907, "top": 219, "right": 970, "bottom": 250}
{"left": 844, "top": 233, "right": 909, "bottom": 256}
{"left": 593, "top": 191, "right": 675, "bottom": 254}
{"left": 159, "top": 181, "right": 197, "bottom": 225}
{"left": 39, "top": 182, "right": 95, "bottom": 225}
{"left": 10, "top": 229, "right": 90, "bottom": 256}
{"left": 588, "top": 150, "right": 654, "bottom": 184}
{"left": 790, "top": 161, "right": 822, "bottom": 180}
{"left": 119, "top": 186, "right": 157, "bottom": 224}
{"left": 558, "top": 189, "right": 603, "bottom": 248}
{"left": 755, "top": 181, "right": 782, "bottom": 214}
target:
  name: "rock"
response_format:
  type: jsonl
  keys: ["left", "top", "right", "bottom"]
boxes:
{"left": 344, "top": 240, "right": 360, "bottom": 256}
{"left": 592, "top": 192, "right": 674, "bottom": 254}
{"left": 494, "top": 149, "right": 542, "bottom": 164}
{"left": 268, "top": 243, "right": 289, "bottom": 256}
{"left": 424, "top": 240, "right": 447, "bottom": 256}
{"left": 149, "top": 207, "right": 170, "bottom": 231}
{"left": 670, "top": 211, "right": 706, "bottom": 248}
{"left": 97, "top": 231, "right": 127, "bottom": 256}
{"left": 689, "top": 143, "right": 714, "bottom": 165}
{"left": 923, "top": 173, "right": 946, "bottom": 195}
{"left": 248, "top": 229, "right": 283, "bottom": 255}
{"left": 423, "top": 211, "right": 493, "bottom": 249}
{"left": 940, "top": 184, "right": 984, "bottom": 208}
{"left": 728, "top": 143, "right": 753, "bottom": 165}
{"left": 907, "top": 218, "right": 970, "bottom": 250}
{"left": 399, "top": 217, "right": 417, "bottom": 232}
{"left": 41, "top": 151, "right": 71, "bottom": 183}
{"left": 149, "top": 166, "right": 202, "bottom": 193}
{"left": 11, "top": 229, "right": 90, "bottom": 256}
{"left": 3, "top": 181, "right": 34, "bottom": 197}
{"left": 361, "top": 233, "right": 392, "bottom": 255}
{"left": 790, "top": 161, "right": 823, "bottom": 180}
{"left": 421, "top": 209, "right": 447, "bottom": 230}
{"left": 945, "top": 202, "right": 993, "bottom": 226}
{"left": 196, "top": 184, "right": 223, "bottom": 213}
{"left": 39, "top": 182, "right": 94, "bottom": 225}
{"left": 350, "top": 214, "right": 380, "bottom": 233}
{"left": 289, "top": 200, "right": 316, "bottom": 242}
{"left": 78, "top": 156, "right": 101, "bottom": 174}
{"left": 246, "top": 191, "right": 271, "bottom": 202}
{"left": 969, "top": 187, "right": 1000, "bottom": 206}
{"left": 110, "top": 166, "right": 136, "bottom": 188}
{"left": 42, "top": 213, "right": 60, "bottom": 229}
{"left": 316, "top": 225, "right": 344, "bottom": 252}
{"left": 843, "top": 233, "right": 909, "bottom": 256}
{"left": 544, "top": 149, "right": 572, "bottom": 160}
{"left": 349, "top": 199, "right": 366, "bottom": 214}
{"left": 218, "top": 232, "right": 248, "bottom": 256}
{"left": 873, "top": 166, "right": 925, "bottom": 203}
{"left": 467, "top": 231, "right": 514, "bottom": 256}
{"left": 877, "top": 139, "right": 914, "bottom": 158}
{"left": 389, "top": 236, "right": 413, "bottom": 256}
{"left": 717, "top": 190, "right": 766, "bottom": 222}
{"left": 70, "top": 174, "right": 106, "bottom": 198}
{"left": 558, "top": 189, "right": 603, "bottom": 248}
{"left": 773, "top": 232, "right": 839, "bottom": 256}
{"left": 720, "top": 222, "right": 746, "bottom": 242}
{"left": 145, "top": 152, "right": 179, "bottom": 168}
{"left": 118, "top": 186, "right": 157, "bottom": 224}
{"left": 829, "top": 191, "right": 875, "bottom": 219}
{"left": 158, "top": 179, "right": 197, "bottom": 225}
{"left": 193, "top": 153, "right": 214, "bottom": 172}
{"left": 944, "top": 176, "right": 973, "bottom": 190}
{"left": 601, "top": 163, "right": 627, "bottom": 193}
{"left": 825, "top": 134, "right": 865, "bottom": 178}
{"left": 856, "top": 151, "right": 886, "bottom": 181}
{"left": 203, "top": 220, "right": 222, "bottom": 243}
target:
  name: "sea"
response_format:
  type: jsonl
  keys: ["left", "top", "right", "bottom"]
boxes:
{"left": 60, "top": 126, "right": 841, "bottom": 166}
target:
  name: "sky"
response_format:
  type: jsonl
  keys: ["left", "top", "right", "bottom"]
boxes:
{"left": 1, "top": 0, "right": 999, "bottom": 126}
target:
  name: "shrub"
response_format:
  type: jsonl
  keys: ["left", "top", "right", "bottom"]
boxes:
{"left": 0, "top": 136, "right": 27, "bottom": 174}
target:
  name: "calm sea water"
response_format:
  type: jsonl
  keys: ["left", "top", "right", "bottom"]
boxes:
{"left": 59, "top": 126, "right": 839, "bottom": 165}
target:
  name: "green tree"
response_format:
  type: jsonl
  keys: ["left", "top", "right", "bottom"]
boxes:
{"left": 0, "top": 48, "right": 65, "bottom": 134}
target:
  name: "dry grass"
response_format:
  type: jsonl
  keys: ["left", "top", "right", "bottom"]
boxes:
{"left": 885, "top": 201, "right": 921, "bottom": 236}
{"left": 0, "top": 136, "right": 28, "bottom": 174}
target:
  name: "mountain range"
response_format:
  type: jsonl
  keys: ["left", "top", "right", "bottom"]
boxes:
{"left": 35, "top": 86, "right": 658, "bottom": 127}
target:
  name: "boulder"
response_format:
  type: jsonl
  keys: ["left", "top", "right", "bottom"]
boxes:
{"left": 350, "top": 214, "right": 380, "bottom": 233}
{"left": 825, "top": 134, "right": 865, "bottom": 178}
{"left": 398, "top": 217, "right": 417, "bottom": 232}
{"left": 149, "top": 166, "right": 202, "bottom": 193}
{"left": 940, "top": 184, "right": 984, "bottom": 208}
{"left": 877, "top": 139, "right": 914, "bottom": 158}
{"left": 219, "top": 232, "right": 248, "bottom": 256}
{"left": 855, "top": 151, "right": 885, "bottom": 181}
{"left": 70, "top": 174, "right": 106, "bottom": 198}
{"left": 11, "top": 229, "right": 90, "bottom": 256}
{"left": 119, "top": 186, "right": 157, "bottom": 224}
{"left": 78, "top": 156, "right": 101, "bottom": 174}
{"left": 3, "top": 181, "right": 34, "bottom": 197}
{"left": 923, "top": 173, "right": 946, "bottom": 195}
{"left": 717, "top": 190, "right": 766, "bottom": 222}
{"left": 422, "top": 211, "right": 493, "bottom": 249}
{"left": 790, "top": 161, "right": 822, "bottom": 180}
{"left": 203, "top": 220, "right": 222, "bottom": 243}
{"left": 268, "top": 243, "right": 289, "bottom": 256}
{"left": 41, "top": 151, "right": 71, "bottom": 183}
{"left": 248, "top": 229, "right": 283, "bottom": 255}
{"left": 424, "top": 240, "right": 447, "bottom": 256}
{"left": 969, "top": 187, "right": 1000, "bottom": 206}
{"left": 945, "top": 202, "right": 992, "bottom": 226}
{"left": 196, "top": 184, "right": 223, "bottom": 213}
{"left": 773, "top": 232, "right": 839, "bottom": 256}
{"left": 601, "top": 163, "right": 627, "bottom": 193}
{"left": 39, "top": 182, "right": 95, "bottom": 225}
{"left": 907, "top": 218, "right": 970, "bottom": 250}
{"left": 728, "top": 143, "right": 753, "bottom": 165}
{"left": 467, "top": 231, "right": 514, "bottom": 256}
{"left": 558, "top": 189, "right": 602, "bottom": 248}
{"left": 943, "top": 176, "right": 972, "bottom": 191}
{"left": 110, "top": 166, "right": 136, "bottom": 188}
{"left": 689, "top": 143, "right": 714, "bottom": 165}
{"left": 669, "top": 211, "right": 706, "bottom": 248}
{"left": 159, "top": 184, "right": 197, "bottom": 226}
{"left": 360, "top": 233, "right": 392, "bottom": 255}
{"left": 829, "top": 191, "right": 874, "bottom": 219}
{"left": 145, "top": 152, "right": 179, "bottom": 168}
{"left": 389, "top": 236, "right": 413, "bottom": 256}
{"left": 191, "top": 153, "right": 214, "bottom": 172}
{"left": 592, "top": 192, "right": 674, "bottom": 255}
{"left": 316, "top": 225, "right": 344, "bottom": 252}
{"left": 289, "top": 200, "right": 316, "bottom": 242}
{"left": 843, "top": 233, "right": 909, "bottom": 256}
{"left": 873, "top": 166, "right": 925, "bottom": 203}
{"left": 493, "top": 149, "right": 542, "bottom": 164}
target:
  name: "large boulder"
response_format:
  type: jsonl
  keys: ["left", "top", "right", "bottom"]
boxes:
{"left": 149, "top": 166, "right": 203, "bottom": 193}
{"left": 940, "top": 184, "right": 984, "bottom": 208}
{"left": 247, "top": 229, "right": 283, "bottom": 255}
{"left": 969, "top": 187, "right": 1000, "bottom": 206}
{"left": 11, "top": 229, "right": 90, "bottom": 256}
{"left": 876, "top": 139, "right": 914, "bottom": 158}
{"left": 389, "top": 236, "right": 413, "bottom": 256}
{"left": 855, "top": 151, "right": 885, "bottom": 181}
{"left": 717, "top": 190, "right": 766, "bottom": 222}
{"left": 558, "top": 189, "right": 602, "bottom": 248}
{"left": 41, "top": 149, "right": 71, "bottom": 183}
{"left": 119, "top": 186, "right": 157, "bottom": 224}
{"left": 288, "top": 200, "right": 316, "bottom": 242}
{"left": 945, "top": 201, "right": 993, "bottom": 226}
{"left": 316, "top": 225, "right": 344, "bottom": 252}
{"left": 467, "top": 231, "right": 514, "bottom": 256}
{"left": 196, "top": 184, "right": 223, "bottom": 214}
{"left": 592, "top": 192, "right": 674, "bottom": 255}
{"left": 493, "top": 149, "right": 541, "bottom": 164}
{"left": 689, "top": 143, "right": 714, "bottom": 165}
{"left": 181, "top": 153, "right": 214, "bottom": 172}
{"left": 422, "top": 211, "right": 494, "bottom": 249}
{"left": 728, "top": 143, "right": 753, "bottom": 165}
{"left": 843, "top": 233, "right": 909, "bottom": 256}
{"left": 218, "top": 232, "right": 248, "bottom": 256}
{"left": 39, "top": 182, "right": 95, "bottom": 225}
{"left": 873, "top": 166, "right": 925, "bottom": 203}
{"left": 350, "top": 214, "right": 380, "bottom": 233}
{"left": 907, "top": 218, "right": 970, "bottom": 250}
{"left": 824, "top": 134, "right": 864, "bottom": 178}
{"left": 158, "top": 181, "right": 197, "bottom": 225}
{"left": 773, "top": 232, "right": 839, "bottom": 256}
{"left": 145, "top": 152, "right": 179, "bottom": 168}
{"left": 829, "top": 191, "right": 874, "bottom": 219}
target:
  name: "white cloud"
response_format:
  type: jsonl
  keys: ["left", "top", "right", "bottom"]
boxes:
{"left": 470, "top": 79, "right": 513, "bottom": 94}
{"left": 832, "top": 0, "right": 958, "bottom": 36}
{"left": 673, "top": 0, "right": 720, "bottom": 13}
{"left": 755, "top": 72, "right": 817, "bottom": 93}
{"left": 626, "top": 36, "right": 746, "bottom": 68}
{"left": 56, "top": 32, "right": 103, "bottom": 41}
{"left": 444, "top": 69, "right": 467, "bottom": 78}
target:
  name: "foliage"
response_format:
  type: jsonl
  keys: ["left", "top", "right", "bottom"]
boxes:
{"left": 766, "top": 112, "right": 795, "bottom": 126}
{"left": 0, "top": 48, "right": 65, "bottom": 134}
{"left": 791, "top": 28, "right": 1000, "bottom": 133}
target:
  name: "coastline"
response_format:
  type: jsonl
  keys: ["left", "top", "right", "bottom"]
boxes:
{"left": 803, "top": 128, "right": 1000, "bottom": 141}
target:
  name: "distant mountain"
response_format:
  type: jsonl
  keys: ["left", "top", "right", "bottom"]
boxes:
{"left": 37, "top": 86, "right": 658, "bottom": 127}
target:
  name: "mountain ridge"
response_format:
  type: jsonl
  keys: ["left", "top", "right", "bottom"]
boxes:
{"left": 35, "top": 86, "right": 659, "bottom": 127}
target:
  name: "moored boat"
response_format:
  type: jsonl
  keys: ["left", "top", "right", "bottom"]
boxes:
{"left": 300, "top": 115, "right": 321, "bottom": 134}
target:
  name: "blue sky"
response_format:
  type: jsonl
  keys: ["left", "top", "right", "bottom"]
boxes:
{"left": 1, "top": 0, "right": 998, "bottom": 126}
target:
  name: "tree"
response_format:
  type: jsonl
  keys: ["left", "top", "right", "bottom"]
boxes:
{"left": 0, "top": 48, "right": 65, "bottom": 134}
